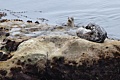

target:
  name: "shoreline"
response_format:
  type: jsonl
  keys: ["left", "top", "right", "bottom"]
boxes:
{"left": 0, "top": 19, "right": 119, "bottom": 80}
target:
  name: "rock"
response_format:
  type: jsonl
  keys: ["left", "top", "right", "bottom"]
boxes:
{"left": 0, "top": 26, "right": 10, "bottom": 37}
{"left": 13, "top": 19, "right": 23, "bottom": 22}
{"left": 0, "top": 36, "right": 119, "bottom": 79}
{"left": 0, "top": 51, "right": 11, "bottom": 61}
{"left": 76, "top": 23, "right": 107, "bottom": 43}
{"left": 27, "top": 20, "right": 32, "bottom": 23}
{"left": 0, "top": 19, "right": 119, "bottom": 80}
{"left": 35, "top": 21, "right": 39, "bottom": 24}
{"left": 0, "top": 12, "right": 7, "bottom": 19}
{"left": 0, "top": 31, "right": 9, "bottom": 37}
{"left": 10, "top": 67, "right": 35, "bottom": 80}
{"left": 1, "top": 36, "right": 30, "bottom": 52}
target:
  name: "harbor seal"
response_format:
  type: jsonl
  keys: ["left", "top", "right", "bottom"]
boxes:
{"left": 67, "top": 17, "right": 74, "bottom": 27}
{"left": 76, "top": 23, "right": 107, "bottom": 43}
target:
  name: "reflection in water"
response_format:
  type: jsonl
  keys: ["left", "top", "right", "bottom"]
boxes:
{"left": 0, "top": 0, "right": 120, "bottom": 38}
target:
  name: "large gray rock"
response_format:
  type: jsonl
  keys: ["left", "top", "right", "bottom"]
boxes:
{"left": 0, "top": 36, "right": 119, "bottom": 80}
{"left": 0, "top": 20, "right": 119, "bottom": 80}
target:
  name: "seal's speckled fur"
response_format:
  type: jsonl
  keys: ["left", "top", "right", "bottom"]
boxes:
{"left": 76, "top": 23, "right": 107, "bottom": 43}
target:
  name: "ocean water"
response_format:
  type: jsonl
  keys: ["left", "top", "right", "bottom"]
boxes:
{"left": 0, "top": 0, "right": 120, "bottom": 38}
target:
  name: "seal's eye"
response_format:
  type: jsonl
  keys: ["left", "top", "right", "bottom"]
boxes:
{"left": 85, "top": 26, "right": 90, "bottom": 29}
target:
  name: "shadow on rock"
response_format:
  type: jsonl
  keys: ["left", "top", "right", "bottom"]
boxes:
{"left": 1, "top": 38, "right": 28, "bottom": 53}
{"left": 1, "top": 56, "right": 119, "bottom": 80}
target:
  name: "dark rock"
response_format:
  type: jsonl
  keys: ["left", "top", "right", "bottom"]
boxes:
{"left": 27, "top": 20, "right": 32, "bottom": 23}
{"left": 10, "top": 67, "right": 35, "bottom": 80}
{"left": 76, "top": 23, "right": 107, "bottom": 43}
{"left": 5, "top": 33, "right": 10, "bottom": 37}
{"left": 1, "top": 39, "right": 24, "bottom": 52}
{"left": 13, "top": 19, "right": 23, "bottom": 22}
{"left": 35, "top": 21, "right": 39, "bottom": 24}
{"left": 0, "top": 51, "right": 12, "bottom": 61}
{"left": 0, "top": 31, "right": 10, "bottom": 37}
{"left": 0, "top": 12, "right": 7, "bottom": 19}
{"left": 44, "top": 57, "right": 120, "bottom": 80}
{"left": 0, "top": 31, "right": 6, "bottom": 36}
{"left": 0, "top": 52, "right": 3, "bottom": 57}
{"left": 0, "top": 19, "right": 8, "bottom": 23}
{"left": 0, "top": 70, "right": 7, "bottom": 76}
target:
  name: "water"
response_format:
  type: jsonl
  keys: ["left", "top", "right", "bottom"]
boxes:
{"left": 0, "top": 0, "right": 120, "bottom": 38}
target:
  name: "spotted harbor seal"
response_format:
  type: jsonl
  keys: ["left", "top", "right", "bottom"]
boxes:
{"left": 76, "top": 23, "right": 107, "bottom": 43}
{"left": 67, "top": 17, "right": 74, "bottom": 27}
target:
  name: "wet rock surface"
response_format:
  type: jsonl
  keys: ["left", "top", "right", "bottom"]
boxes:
{"left": 0, "top": 19, "right": 119, "bottom": 80}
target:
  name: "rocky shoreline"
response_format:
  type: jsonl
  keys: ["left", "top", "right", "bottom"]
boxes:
{"left": 0, "top": 19, "right": 119, "bottom": 80}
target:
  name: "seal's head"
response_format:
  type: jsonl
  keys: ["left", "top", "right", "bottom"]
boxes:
{"left": 67, "top": 17, "right": 74, "bottom": 27}
{"left": 86, "top": 23, "right": 96, "bottom": 30}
